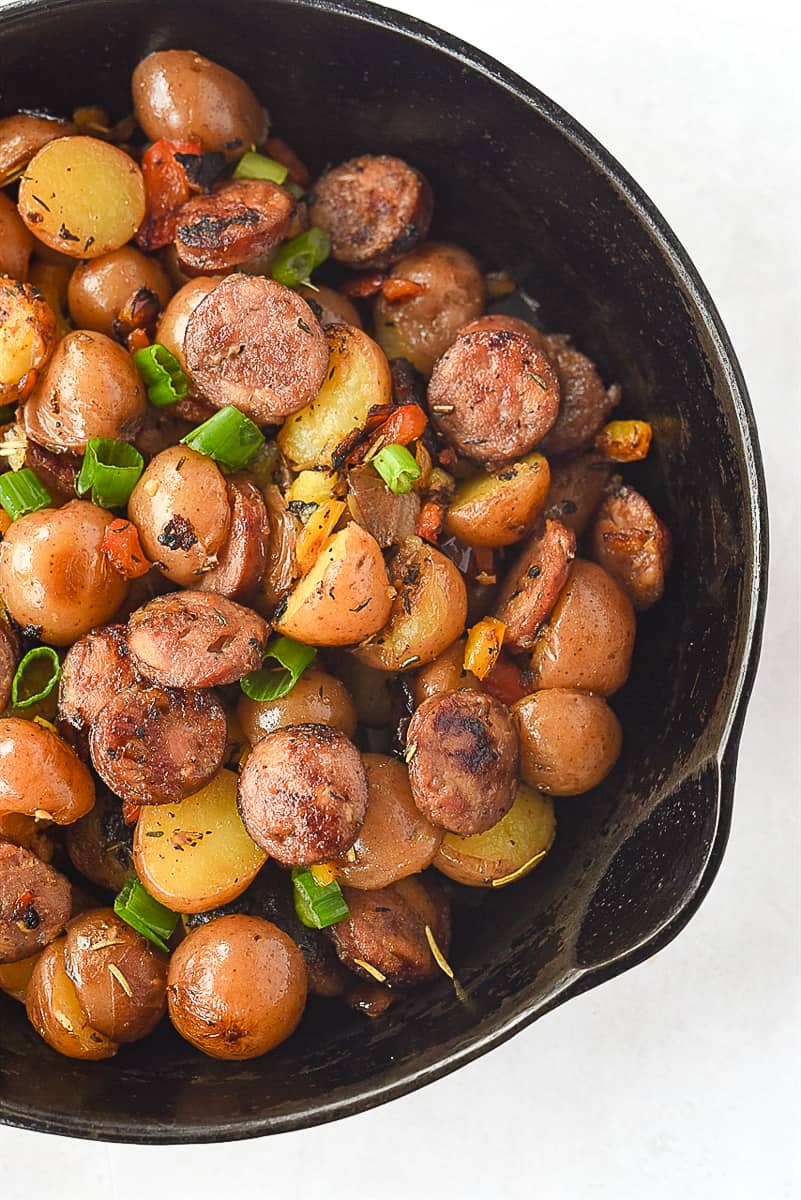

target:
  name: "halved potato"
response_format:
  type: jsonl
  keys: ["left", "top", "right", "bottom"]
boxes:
{"left": 274, "top": 522, "right": 391, "bottom": 647}
{"left": 277, "top": 324, "right": 391, "bottom": 470}
{"left": 26, "top": 938, "right": 118, "bottom": 1060}
{"left": 353, "top": 535, "right": 468, "bottom": 671}
{"left": 412, "top": 637, "right": 481, "bottom": 706}
{"left": 133, "top": 770, "right": 267, "bottom": 914}
{"left": 433, "top": 782, "right": 555, "bottom": 887}
{"left": 444, "top": 452, "right": 550, "bottom": 547}
{"left": 0, "top": 950, "right": 41, "bottom": 1003}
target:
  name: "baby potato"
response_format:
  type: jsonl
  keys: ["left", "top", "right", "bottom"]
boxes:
{"left": 67, "top": 245, "right": 172, "bottom": 336}
{"left": 277, "top": 324, "right": 391, "bottom": 470}
{"left": 27, "top": 256, "right": 72, "bottom": 338}
{"left": 0, "top": 191, "right": 34, "bottom": 280}
{"left": 412, "top": 637, "right": 481, "bottom": 706}
{"left": 132, "top": 50, "right": 269, "bottom": 157}
{"left": 530, "top": 559, "right": 636, "bottom": 695}
{"left": 0, "top": 501, "right": 129, "bottom": 644}
{"left": 0, "top": 718, "right": 95, "bottom": 824}
{"left": 353, "top": 535, "right": 468, "bottom": 672}
{"left": 22, "top": 329, "right": 147, "bottom": 452}
{"left": 128, "top": 445, "right": 231, "bottom": 586}
{"left": 18, "top": 136, "right": 146, "bottom": 258}
{"left": 26, "top": 938, "right": 119, "bottom": 1060}
{"left": 444, "top": 452, "right": 550, "bottom": 548}
{"left": 0, "top": 278, "right": 56, "bottom": 404}
{"left": 155, "top": 276, "right": 219, "bottom": 372}
{"left": 238, "top": 665, "right": 357, "bottom": 744}
{"left": 329, "top": 653, "right": 396, "bottom": 728}
{"left": 297, "top": 283, "right": 362, "bottom": 329}
{"left": 433, "top": 782, "right": 555, "bottom": 887}
{"left": 0, "top": 950, "right": 41, "bottom": 1003}
{"left": 373, "top": 241, "right": 486, "bottom": 375}
{"left": 0, "top": 111, "right": 75, "bottom": 184}
{"left": 274, "top": 522, "right": 391, "bottom": 647}
{"left": 512, "top": 688, "right": 622, "bottom": 795}
{"left": 337, "top": 753, "right": 442, "bottom": 890}
{"left": 133, "top": 769, "right": 267, "bottom": 914}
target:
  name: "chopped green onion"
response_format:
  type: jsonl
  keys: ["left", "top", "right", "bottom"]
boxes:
{"left": 11, "top": 646, "right": 61, "bottom": 708}
{"left": 75, "top": 438, "right": 144, "bottom": 509}
{"left": 271, "top": 227, "right": 331, "bottom": 288}
{"left": 133, "top": 343, "right": 189, "bottom": 407}
{"left": 292, "top": 868, "right": 350, "bottom": 930}
{"left": 0, "top": 468, "right": 52, "bottom": 520}
{"left": 373, "top": 444, "right": 422, "bottom": 494}
{"left": 240, "top": 635, "right": 316, "bottom": 702}
{"left": 114, "top": 878, "right": 179, "bottom": 952}
{"left": 285, "top": 181, "right": 305, "bottom": 200}
{"left": 181, "top": 405, "right": 265, "bottom": 471}
{"left": 233, "top": 150, "right": 289, "bottom": 185}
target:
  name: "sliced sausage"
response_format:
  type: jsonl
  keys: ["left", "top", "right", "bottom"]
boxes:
{"left": 23, "top": 441, "right": 81, "bottom": 504}
{"left": 89, "top": 684, "right": 227, "bottom": 805}
{"left": 197, "top": 478, "right": 269, "bottom": 600}
{"left": 544, "top": 451, "right": 612, "bottom": 535}
{"left": 406, "top": 689, "right": 519, "bottom": 835}
{"left": 65, "top": 787, "right": 134, "bottom": 892}
{"left": 0, "top": 621, "right": 20, "bottom": 712}
{"left": 58, "top": 625, "right": 141, "bottom": 746}
{"left": 328, "top": 876, "right": 450, "bottom": 986}
{"left": 427, "top": 320, "right": 560, "bottom": 467}
{"left": 237, "top": 724, "right": 368, "bottom": 865}
{"left": 538, "top": 334, "right": 620, "bottom": 457}
{"left": 493, "top": 519, "right": 577, "bottom": 652}
{"left": 0, "top": 841, "right": 72, "bottom": 964}
{"left": 308, "top": 154, "right": 433, "bottom": 269}
{"left": 127, "top": 590, "right": 269, "bottom": 688}
{"left": 184, "top": 273, "right": 329, "bottom": 423}
{"left": 591, "top": 482, "right": 672, "bottom": 610}
{"left": 173, "top": 180, "right": 292, "bottom": 275}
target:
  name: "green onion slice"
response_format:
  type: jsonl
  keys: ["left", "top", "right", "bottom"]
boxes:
{"left": 75, "top": 438, "right": 144, "bottom": 509}
{"left": 233, "top": 150, "right": 289, "bottom": 185}
{"left": 114, "top": 878, "right": 179, "bottom": 952}
{"left": 271, "top": 227, "right": 331, "bottom": 289}
{"left": 0, "top": 468, "right": 52, "bottom": 520}
{"left": 133, "top": 343, "right": 190, "bottom": 407}
{"left": 373, "top": 444, "right": 422, "bottom": 494}
{"left": 181, "top": 405, "right": 265, "bottom": 471}
{"left": 285, "top": 181, "right": 305, "bottom": 200}
{"left": 11, "top": 646, "right": 61, "bottom": 708}
{"left": 240, "top": 635, "right": 316, "bottom": 702}
{"left": 292, "top": 868, "right": 350, "bottom": 930}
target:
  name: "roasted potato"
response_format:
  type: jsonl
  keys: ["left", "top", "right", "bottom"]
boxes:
{"left": 0, "top": 277, "right": 56, "bottom": 404}
{"left": 155, "top": 276, "right": 219, "bottom": 372}
{"left": 18, "top": 136, "right": 145, "bottom": 258}
{"left": 0, "top": 191, "right": 34, "bottom": 279}
{"left": 444, "top": 452, "right": 550, "bottom": 547}
{"left": 433, "top": 782, "right": 555, "bottom": 887}
{"left": 412, "top": 637, "right": 481, "bottom": 706}
{"left": 0, "top": 111, "right": 75, "bottom": 185}
{"left": 26, "top": 938, "right": 119, "bottom": 1060}
{"left": 133, "top": 769, "right": 267, "bottom": 913}
{"left": 544, "top": 451, "right": 612, "bottom": 535}
{"left": 67, "top": 245, "right": 172, "bottom": 336}
{"left": 0, "top": 718, "right": 95, "bottom": 824}
{"left": 0, "top": 950, "right": 41, "bottom": 1003}
{"left": 512, "top": 688, "right": 622, "bottom": 795}
{"left": 237, "top": 665, "right": 357, "bottom": 743}
{"left": 277, "top": 324, "right": 391, "bottom": 470}
{"left": 353, "top": 536, "right": 468, "bottom": 671}
{"left": 274, "top": 522, "right": 392, "bottom": 647}
{"left": 297, "top": 283, "right": 362, "bottom": 329}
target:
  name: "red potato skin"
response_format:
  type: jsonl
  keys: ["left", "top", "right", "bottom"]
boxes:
{"left": 173, "top": 180, "right": 292, "bottom": 275}
{"left": 493, "top": 519, "right": 577, "bottom": 652}
{"left": 0, "top": 841, "right": 72, "bottom": 964}
{"left": 0, "top": 718, "right": 96, "bottom": 825}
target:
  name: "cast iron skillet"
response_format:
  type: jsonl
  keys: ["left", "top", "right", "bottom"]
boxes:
{"left": 0, "top": 0, "right": 767, "bottom": 1143}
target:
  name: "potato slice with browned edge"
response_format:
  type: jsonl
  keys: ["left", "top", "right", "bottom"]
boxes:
{"left": 277, "top": 324, "right": 391, "bottom": 470}
{"left": 274, "top": 523, "right": 391, "bottom": 647}
{"left": 433, "top": 782, "right": 556, "bottom": 887}
{"left": 353, "top": 535, "right": 468, "bottom": 671}
{"left": 444, "top": 453, "right": 550, "bottom": 548}
{"left": 26, "top": 938, "right": 119, "bottom": 1060}
{"left": 133, "top": 770, "right": 267, "bottom": 914}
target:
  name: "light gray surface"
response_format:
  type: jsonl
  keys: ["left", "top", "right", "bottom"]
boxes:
{"left": 1, "top": 0, "right": 799, "bottom": 1195}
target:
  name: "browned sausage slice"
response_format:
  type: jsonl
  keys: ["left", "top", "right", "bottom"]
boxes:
{"left": 328, "top": 876, "right": 450, "bottom": 986}
{"left": 183, "top": 274, "right": 329, "bottom": 423}
{"left": 591, "top": 482, "right": 672, "bottom": 610}
{"left": 544, "top": 451, "right": 612, "bottom": 535}
{"left": 406, "top": 690, "right": 519, "bottom": 835}
{"left": 197, "top": 478, "right": 269, "bottom": 600}
{"left": 538, "top": 334, "right": 620, "bottom": 457}
{"left": 494, "top": 519, "right": 577, "bottom": 652}
{"left": 174, "top": 180, "right": 292, "bottom": 274}
{"left": 0, "top": 841, "right": 71, "bottom": 964}
{"left": 127, "top": 591, "right": 269, "bottom": 688}
{"left": 89, "top": 685, "right": 227, "bottom": 805}
{"left": 308, "top": 155, "right": 433, "bottom": 269}
{"left": 237, "top": 724, "right": 367, "bottom": 865}
{"left": 427, "top": 320, "right": 560, "bottom": 467}
{"left": 0, "top": 620, "right": 20, "bottom": 713}
{"left": 58, "top": 625, "right": 141, "bottom": 745}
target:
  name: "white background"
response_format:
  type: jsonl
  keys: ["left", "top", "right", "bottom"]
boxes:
{"left": 1, "top": 0, "right": 799, "bottom": 1195}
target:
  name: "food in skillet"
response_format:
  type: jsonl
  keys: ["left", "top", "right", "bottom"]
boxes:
{"left": 0, "top": 50, "right": 672, "bottom": 1061}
